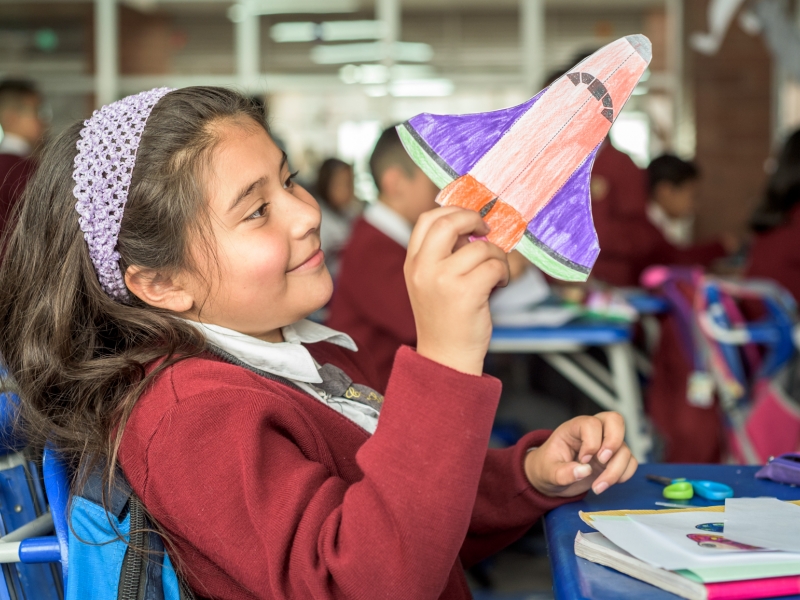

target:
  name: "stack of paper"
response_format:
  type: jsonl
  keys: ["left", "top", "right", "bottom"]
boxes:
{"left": 575, "top": 499, "right": 800, "bottom": 600}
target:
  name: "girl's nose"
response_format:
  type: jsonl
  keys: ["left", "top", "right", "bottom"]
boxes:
{"left": 283, "top": 187, "right": 321, "bottom": 239}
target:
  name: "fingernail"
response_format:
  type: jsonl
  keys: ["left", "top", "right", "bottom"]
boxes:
{"left": 593, "top": 481, "right": 609, "bottom": 495}
{"left": 573, "top": 464, "right": 592, "bottom": 480}
{"left": 599, "top": 449, "right": 613, "bottom": 464}
{"left": 580, "top": 454, "right": 592, "bottom": 464}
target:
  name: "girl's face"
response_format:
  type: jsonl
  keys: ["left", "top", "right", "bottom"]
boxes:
{"left": 328, "top": 166, "right": 355, "bottom": 211}
{"left": 185, "top": 120, "right": 332, "bottom": 341}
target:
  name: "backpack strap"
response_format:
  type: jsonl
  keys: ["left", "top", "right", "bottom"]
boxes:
{"left": 75, "top": 465, "right": 196, "bottom": 600}
{"left": 76, "top": 466, "right": 132, "bottom": 520}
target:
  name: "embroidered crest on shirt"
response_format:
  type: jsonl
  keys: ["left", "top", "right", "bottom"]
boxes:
{"left": 313, "top": 364, "right": 385, "bottom": 412}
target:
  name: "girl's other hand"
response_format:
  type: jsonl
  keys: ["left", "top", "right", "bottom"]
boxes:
{"left": 523, "top": 412, "right": 637, "bottom": 498}
{"left": 405, "top": 207, "right": 510, "bottom": 376}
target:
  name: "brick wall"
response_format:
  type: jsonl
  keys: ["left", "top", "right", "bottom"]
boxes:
{"left": 687, "top": 0, "right": 773, "bottom": 240}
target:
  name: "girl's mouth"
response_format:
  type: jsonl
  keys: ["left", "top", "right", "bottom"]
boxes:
{"left": 287, "top": 249, "right": 324, "bottom": 273}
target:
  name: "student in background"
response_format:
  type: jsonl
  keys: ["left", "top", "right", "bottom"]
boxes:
{"left": 646, "top": 154, "right": 740, "bottom": 257}
{"left": 646, "top": 154, "right": 700, "bottom": 248}
{"left": 0, "top": 79, "right": 44, "bottom": 239}
{"left": 315, "top": 158, "right": 361, "bottom": 278}
{"left": 747, "top": 129, "right": 800, "bottom": 301}
{"left": 327, "top": 126, "right": 438, "bottom": 388}
{"left": 591, "top": 144, "right": 734, "bottom": 287}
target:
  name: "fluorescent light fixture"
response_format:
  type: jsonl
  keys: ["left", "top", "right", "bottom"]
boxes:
{"left": 271, "top": 22, "right": 317, "bottom": 43}
{"left": 391, "top": 64, "right": 436, "bottom": 79}
{"left": 390, "top": 79, "right": 454, "bottom": 97}
{"left": 271, "top": 20, "right": 386, "bottom": 43}
{"left": 321, "top": 20, "right": 386, "bottom": 41}
{"left": 311, "top": 42, "right": 433, "bottom": 65}
{"left": 229, "top": 0, "right": 358, "bottom": 21}
{"left": 339, "top": 64, "right": 390, "bottom": 85}
{"left": 339, "top": 64, "right": 436, "bottom": 85}
{"left": 253, "top": 0, "right": 357, "bottom": 15}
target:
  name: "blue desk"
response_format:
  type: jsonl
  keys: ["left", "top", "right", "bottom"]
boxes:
{"left": 490, "top": 321, "right": 651, "bottom": 462}
{"left": 544, "top": 464, "right": 800, "bottom": 600}
{"left": 624, "top": 292, "right": 670, "bottom": 316}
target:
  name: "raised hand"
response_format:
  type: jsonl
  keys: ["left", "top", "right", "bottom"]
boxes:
{"left": 405, "top": 207, "right": 509, "bottom": 376}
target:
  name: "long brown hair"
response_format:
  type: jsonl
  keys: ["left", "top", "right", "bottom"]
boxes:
{"left": 0, "top": 86, "right": 266, "bottom": 515}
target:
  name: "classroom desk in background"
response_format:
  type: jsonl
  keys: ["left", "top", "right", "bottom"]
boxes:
{"left": 490, "top": 320, "right": 652, "bottom": 462}
{"left": 544, "top": 464, "right": 800, "bottom": 600}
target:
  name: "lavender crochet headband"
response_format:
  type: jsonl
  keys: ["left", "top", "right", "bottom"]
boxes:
{"left": 72, "top": 87, "right": 174, "bottom": 302}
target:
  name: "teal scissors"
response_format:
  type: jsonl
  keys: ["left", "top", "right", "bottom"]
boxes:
{"left": 646, "top": 475, "right": 734, "bottom": 501}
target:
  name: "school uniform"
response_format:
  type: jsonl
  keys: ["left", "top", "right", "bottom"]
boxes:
{"left": 118, "top": 319, "right": 577, "bottom": 600}
{"left": 590, "top": 142, "right": 726, "bottom": 286}
{"left": 0, "top": 133, "right": 34, "bottom": 241}
{"left": 746, "top": 204, "right": 800, "bottom": 302}
{"left": 327, "top": 202, "right": 416, "bottom": 389}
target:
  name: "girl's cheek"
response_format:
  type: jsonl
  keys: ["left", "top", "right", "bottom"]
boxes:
{"left": 239, "top": 239, "right": 288, "bottom": 282}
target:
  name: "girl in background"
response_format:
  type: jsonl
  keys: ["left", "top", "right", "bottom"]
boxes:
{"left": 315, "top": 157, "right": 361, "bottom": 278}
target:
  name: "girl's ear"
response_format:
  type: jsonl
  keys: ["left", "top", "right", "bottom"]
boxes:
{"left": 124, "top": 265, "right": 195, "bottom": 313}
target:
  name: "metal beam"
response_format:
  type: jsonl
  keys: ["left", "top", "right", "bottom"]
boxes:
{"left": 520, "top": 0, "right": 545, "bottom": 94}
{"left": 376, "top": 0, "right": 400, "bottom": 69}
{"left": 95, "top": 0, "right": 119, "bottom": 107}
{"left": 235, "top": 0, "right": 260, "bottom": 91}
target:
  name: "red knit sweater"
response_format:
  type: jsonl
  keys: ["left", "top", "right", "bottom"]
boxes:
{"left": 327, "top": 217, "right": 416, "bottom": 390}
{"left": 119, "top": 343, "right": 574, "bottom": 599}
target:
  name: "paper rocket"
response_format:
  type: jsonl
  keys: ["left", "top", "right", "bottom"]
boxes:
{"left": 397, "top": 34, "right": 652, "bottom": 281}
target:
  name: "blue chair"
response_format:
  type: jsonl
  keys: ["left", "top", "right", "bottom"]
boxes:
{"left": 0, "top": 386, "right": 65, "bottom": 598}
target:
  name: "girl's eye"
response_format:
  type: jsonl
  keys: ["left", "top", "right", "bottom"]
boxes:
{"left": 246, "top": 203, "right": 268, "bottom": 221}
{"left": 283, "top": 170, "right": 299, "bottom": 190}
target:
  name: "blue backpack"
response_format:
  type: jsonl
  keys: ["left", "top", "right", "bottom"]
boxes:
{"left": 67, "top": 470, "right": 194, "bottom": 599}
{"left": 46, "top": 452, "right": 195, "bottom": 600}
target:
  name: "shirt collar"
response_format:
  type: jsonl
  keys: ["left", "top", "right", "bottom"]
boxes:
{"left": 187, "top": 319, "right": 357, "bottom": 384}
{"left": 0, "top": 133, "right": 32, "bottom": 157}
{"left": 363, "top": 201, "right": 412, "bottom": 248}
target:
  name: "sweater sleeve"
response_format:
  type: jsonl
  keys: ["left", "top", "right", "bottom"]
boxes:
{"left": 459, "top": 430, "right": 585, "bottom": 568}
{"left": 137, "top": 347, "right": 503, "bottom": 600}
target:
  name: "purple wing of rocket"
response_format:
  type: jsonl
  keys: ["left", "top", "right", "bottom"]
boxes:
{"left": 523, "top": 145, "right": 601, "bottom": 273}
{"left": 403, "top": 90, "right": 546, "bottom": 178}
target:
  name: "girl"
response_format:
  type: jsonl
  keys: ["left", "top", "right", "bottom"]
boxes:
{"left": 0, "top": 87, "right": 636, "bottom": 599}
{"left": 313, "top": 157, "right": 360, "bottom": 278}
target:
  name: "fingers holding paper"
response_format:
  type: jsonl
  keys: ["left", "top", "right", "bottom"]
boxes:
{"left": 524, "top": 412, "right": 638, "bottom": 498}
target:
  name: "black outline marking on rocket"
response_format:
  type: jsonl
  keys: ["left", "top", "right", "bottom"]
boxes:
{"left": 566, "top": 72, "right": 614, "bottom": 123}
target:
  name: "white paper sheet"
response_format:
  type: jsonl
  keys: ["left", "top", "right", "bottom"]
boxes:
{"left": 491, "top": 306, "right": 579, "bottom": 328}
{"left": 489, "top": 266, "right": 550, "bottom": 314}
{"left": 723, "top": 497, "right": 800, "bottom": 553}
{"left": 591, "top": 511, "right": 800, "bottom": 570}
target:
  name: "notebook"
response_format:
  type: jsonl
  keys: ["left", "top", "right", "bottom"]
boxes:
{"left": 576, "top": 531, "right": 800, "bottom": 600}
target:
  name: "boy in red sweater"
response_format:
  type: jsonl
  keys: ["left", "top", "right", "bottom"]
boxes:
{"left": 328, "top": 126, "right": 439, "bottom": 388}
{"left": 0, "top": 88, "right": 638, "bottom": 599}
{"left": 590, "top": 143, "right": 730, "bottom": 286}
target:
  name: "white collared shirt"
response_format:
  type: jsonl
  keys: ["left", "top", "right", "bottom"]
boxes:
{"left": 363, "top": 201, "right": 412, "bottom": 249}
{"left": 646, "top": 202, "right": 694, "bottom": 248}
{"left": 0, "top": 133, "right": 32, "bottom": 158}
{"left": 188, "top": 319, "right": 380, "bottom": 433}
